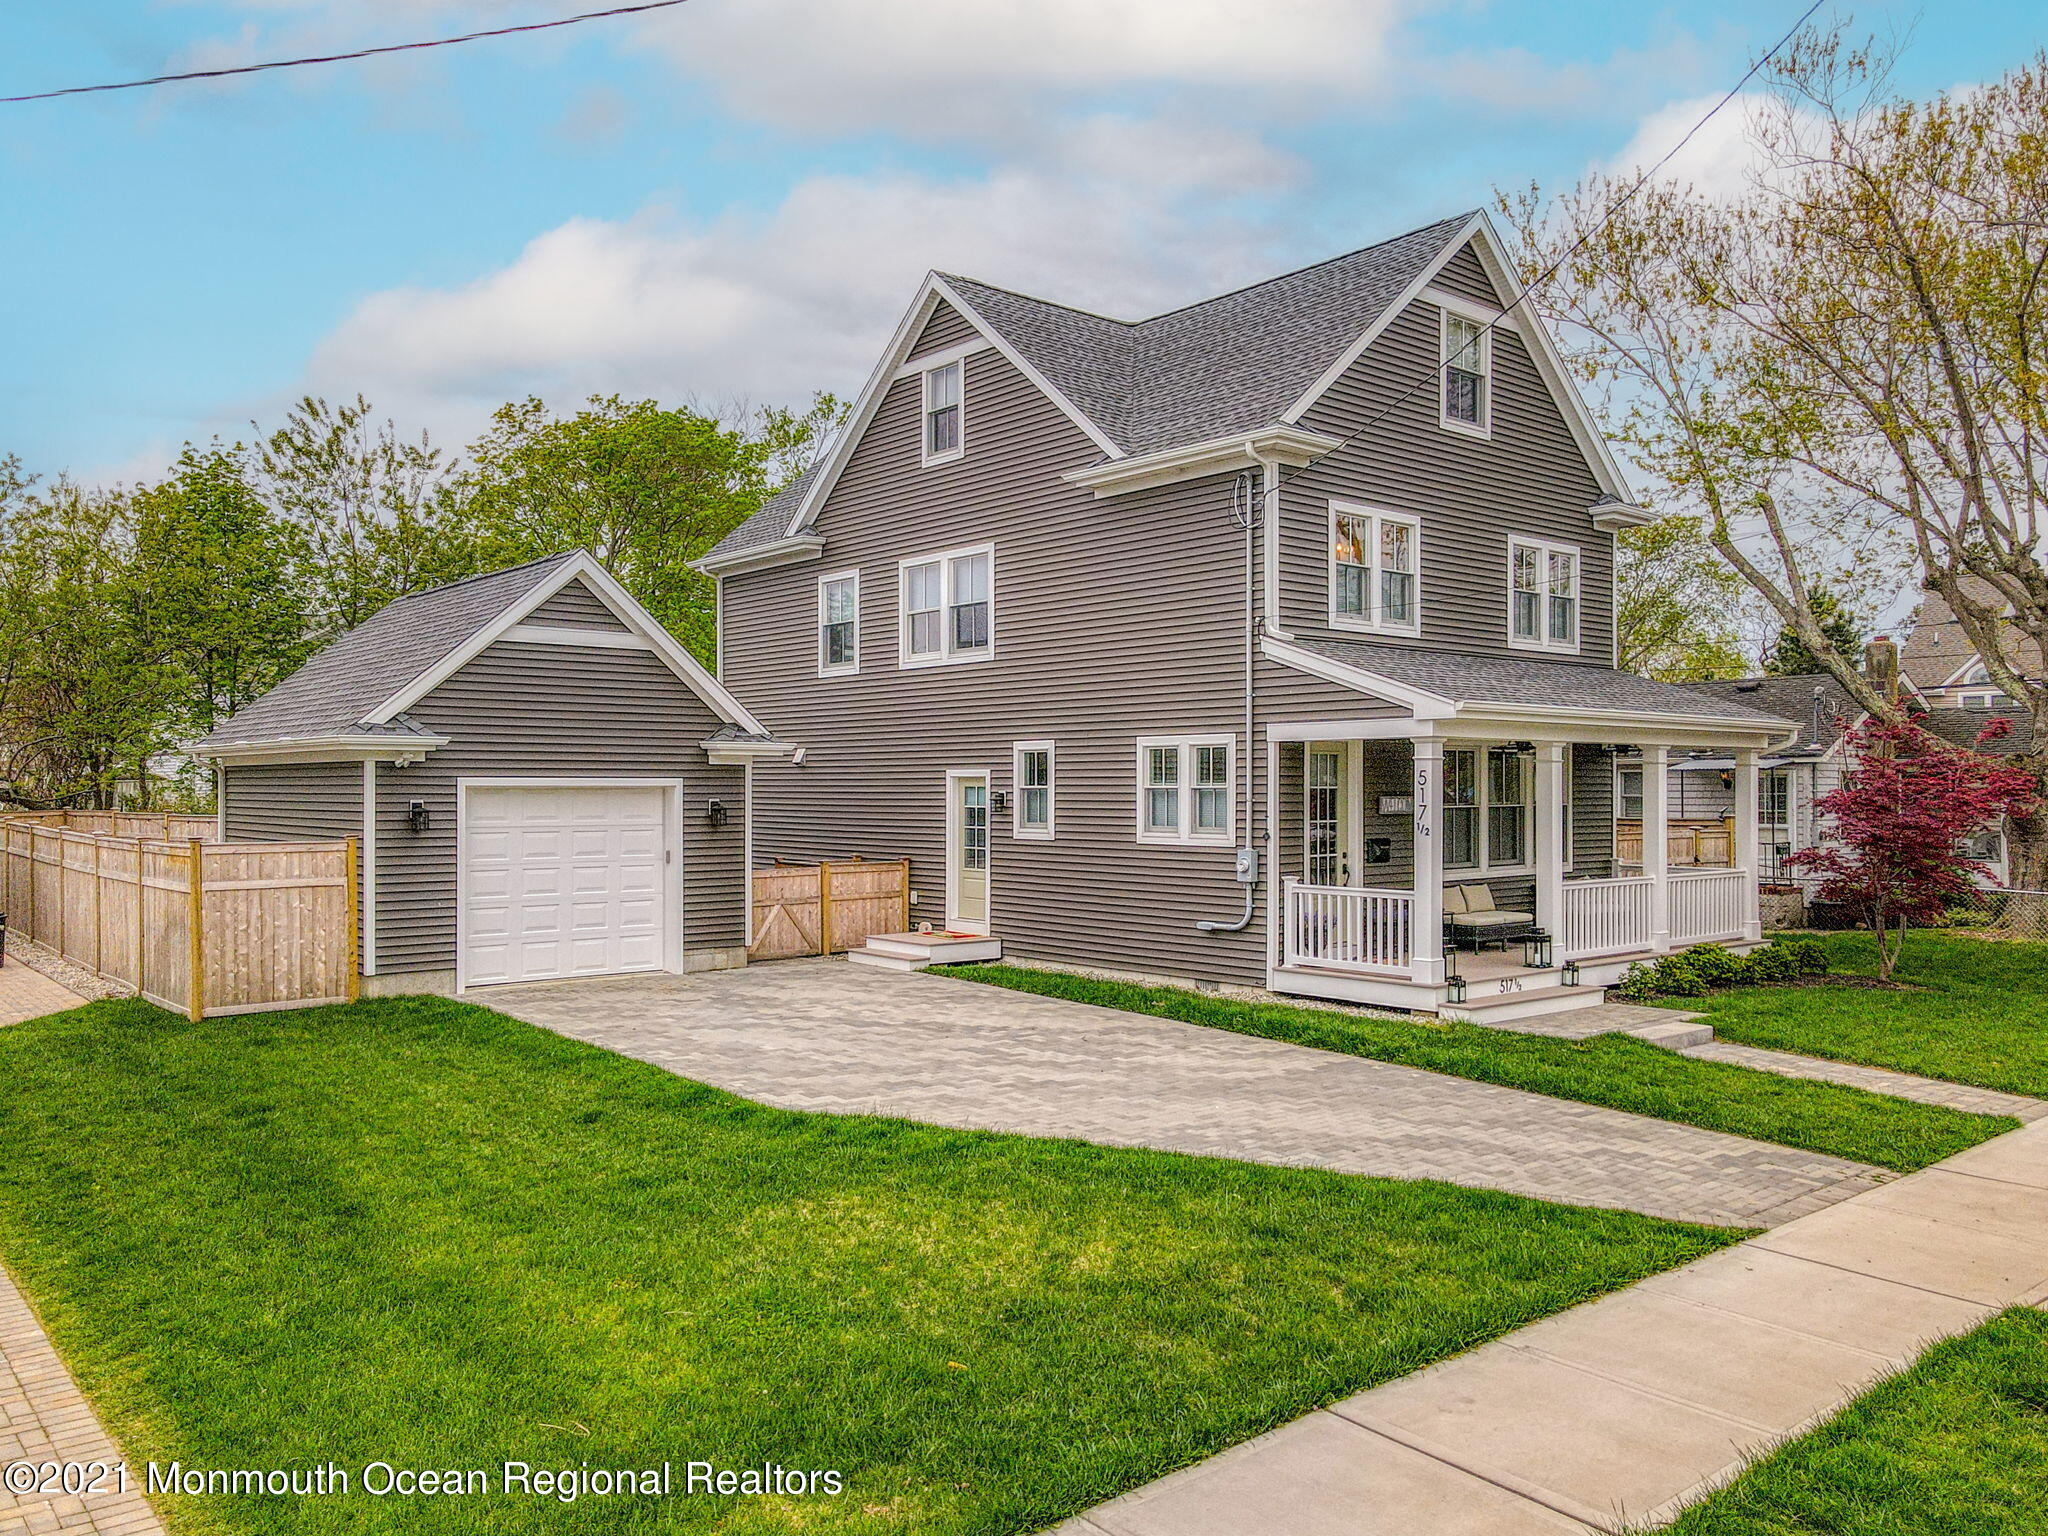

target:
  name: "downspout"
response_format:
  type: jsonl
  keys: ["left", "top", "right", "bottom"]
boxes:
{"left": 1199, "top": 452, "right": 1264, "bottom": 934}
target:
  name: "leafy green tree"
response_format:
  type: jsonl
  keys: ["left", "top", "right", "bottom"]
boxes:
{"left": 1615, "top": 514, "right": 1750, "bottom": 680}
{"left": 0, "top": 482, "right": 174, "bottom": 808}
{"left": 465, "top": 392, "right": 844, "bottom": 661}
{"left": 255, "top": 395, "right": 490, "bottom": 638}
{"left": 1765, "top": 584, "right": 1864, "bottom": 677}
{"left": 131, "top": 445, "right": 311, "bottom": 740}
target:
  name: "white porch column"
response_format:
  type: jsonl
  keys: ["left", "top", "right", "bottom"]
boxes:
{"left": 1641, "top": 744, "right": 1672, "bottom": 952}
{"left": 1731, "top": 746, "right": 1763, "bottom": 941}
{"left": 1533, "top": 742, "right": 1567, "bottom": 954}
{"left": 1410, "top": 736, "right": 1446, "bottom": 985}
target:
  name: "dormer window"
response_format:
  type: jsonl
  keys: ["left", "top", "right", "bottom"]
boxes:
{"left": 1441, "top": 310, "right": 1491, "bottom": 436}
{"left": 923, "top": 360, "right": 963, "bottom": 465}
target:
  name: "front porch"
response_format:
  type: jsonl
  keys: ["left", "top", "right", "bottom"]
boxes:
{"left": 1268, "top": 728, "right": 1769, "bottom": 1020}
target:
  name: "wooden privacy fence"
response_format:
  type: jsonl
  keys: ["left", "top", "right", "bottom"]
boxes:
{"left": 750, "top": 859, "right": 910, "bottom": 960}
{"left": 1617, "top": 819, "right": 1736, "bottom": 868}
{"left": 0, "top": 815, "right": 358, "bottom": 1019}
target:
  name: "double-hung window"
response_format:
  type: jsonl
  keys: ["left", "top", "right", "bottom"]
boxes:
{"left": 817, "top": 571, "right": 859, "bottom": 676}
{"left": 900, "top": 545, "right": 993, "bottom": 667}
{"left": 1441, "top": 309, "right": 1490, "bottom": 434}
{"left": 1329, "top": 502, "right": 1421, "bottom": 636}
{"left": 1508, "top": 537, "right": 1580, "bottom": 653}
{"left": 1136, "top": 735, "right": 1233, "bottom": 846}
{"left": 1443, "top": 746, "right": 1533, "bottom": 872}
{"left": 1014, "top": 741, "right": 1054, "bottom": 839}
{"left": 1760, "top": 769, "right": 1790, "bottom": 829}
{"left": 922, "top": 360, "right": 964, "bottom": 465}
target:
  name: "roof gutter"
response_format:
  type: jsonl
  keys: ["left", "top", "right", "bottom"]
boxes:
{"left": 185, "top": 732, "right": 450, "bottom": 767}
{"left": 694, "top": 533, "right": 827, "bottom": 577}
{"left": 1064, "top": 425, "right": 1341, "bottom": 499}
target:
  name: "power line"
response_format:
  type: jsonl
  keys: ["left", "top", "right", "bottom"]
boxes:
{"left": 2, "top": 0, "right": 693, "bottom": 105}
{"left": 1280, "top": 0, "right": 1831, "bottom": 488}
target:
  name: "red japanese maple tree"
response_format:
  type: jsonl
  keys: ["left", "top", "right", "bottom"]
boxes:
{"left": 1788, "top": 717, "right": 2038, "bottom": 979}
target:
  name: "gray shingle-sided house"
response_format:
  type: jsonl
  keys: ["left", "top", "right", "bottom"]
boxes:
{"left": 189, "top": 552, "right": 789, "bottom": 994}
{"left": 700, "top": 209, "right": 1797, "bottom": 1021}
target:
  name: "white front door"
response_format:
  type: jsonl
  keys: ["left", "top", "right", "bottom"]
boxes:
{"left": 947, "top": 772, "right": 990, "bottom": 933}
{"left": 461, "top": 784, "right": 669, "bottom": 986}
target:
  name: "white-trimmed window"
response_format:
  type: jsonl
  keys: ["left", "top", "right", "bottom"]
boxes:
{"left": 1443, "top": 746, "right": 1532, "bottom": 872}
{"left": 899, "top": 544, "right": 993, "bottom": 667}
{"left": 1616, "top": 762, "right": 1645, "bottom": 821}
{"left": 1441, "top": 308, "right": 1491, "bottom": 434}
{"left": 817, "top": 571, "right": 859, "bottom": 676}
{"left": 1014, "top": 741, "right": 1054, "bottom": 839}
{"left": 1330, "top": 502, "right": 1421, "bottom": 636}
{"left": 1508, "top": 537, "right": 1580, "bottom": 653}
{"left": 922, "top": 360, "right": 964, "bottom": 465}
{"left": 1136, "top": 735, "right": 1233, "bottom": 846}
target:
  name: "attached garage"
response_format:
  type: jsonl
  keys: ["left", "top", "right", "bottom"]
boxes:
{"left": 192, "top": 552, "right": 792, "bottom": 996}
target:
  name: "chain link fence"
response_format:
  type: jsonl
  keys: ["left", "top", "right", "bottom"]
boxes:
{"left": 1763, "top": 877, "right": 2048, "bottom": 945}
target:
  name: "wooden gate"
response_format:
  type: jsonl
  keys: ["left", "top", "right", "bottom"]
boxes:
{"left": 749, "top": 859, "right": 910, "bottom": 960}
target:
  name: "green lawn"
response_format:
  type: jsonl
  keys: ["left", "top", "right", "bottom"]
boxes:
{"left": 1662, "top": 931, "right": 2048, "bottom": 1100}
{"left": 1665, "top": 1307, "right": 2048, "bottom": 1536}
{"left": 0, "top": 996, "right": 1742, "bottom": 1536}
{"left": 930, "top": 965, "right": 2012, "bottom": 1173}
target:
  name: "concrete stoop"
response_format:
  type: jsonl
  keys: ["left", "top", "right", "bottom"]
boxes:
{"left": 847, "top": 932, "right": 1003, "bottom": 972}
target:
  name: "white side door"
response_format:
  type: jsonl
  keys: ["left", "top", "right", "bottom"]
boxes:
{"left": 946, "top": 772, "right": 990, "bottom": 934}
{"left": 462, "top": 784, "right": 668, "bottom": 986}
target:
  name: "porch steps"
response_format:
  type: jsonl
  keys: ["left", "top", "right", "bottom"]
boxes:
{"left": 1436, "top": 980, "right": 1609, "bottom": 1025}
{"left": 1626, "top": 1017, "right": 1717, "bottom": 1050}
{"left": 848, "top": 932, "right": 1004, "bottom": 972}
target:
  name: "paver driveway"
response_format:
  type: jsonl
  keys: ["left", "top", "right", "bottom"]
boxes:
{"left": 484, "top": 959, "right": 1889, "bottom": 1227}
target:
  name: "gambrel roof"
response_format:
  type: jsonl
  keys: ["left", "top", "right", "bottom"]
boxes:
{"left": 704, "top": 210, "right": 1635, "bottom": 567}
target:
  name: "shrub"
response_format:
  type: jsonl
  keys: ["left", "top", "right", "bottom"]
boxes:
{"left": 1609, "top": 938, "right": 1829, "bottom": 999}
{"left": 1680, "top": 943, "right": 1747, "bottom": 988}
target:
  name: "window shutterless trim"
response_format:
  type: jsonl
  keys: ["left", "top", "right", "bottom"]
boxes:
{"left": 1134, "top": 733, "right": 1235, "bottom": 847}
{"left": 1327, "top": 500, "right": 1423, "bottom": 638}
{"left": 898, "top": 543, "right": 995, "bottom": 669}
{"left": 816, "top": 569, "right": 860, "bottom": 678}
{"left": 1438, "top": 301, "right": 1492, "bottom": 439}
{"left": 1506, "top": 535, "right": 1582, "bottom": 655}
{"left": 1013, "top": 740, "right": 1055, "bottom": 840}
{"left": 1440, "top": 744, "right": 1534, "bottom": 875}
{"left": 921, "top": 358, "right": 965, "bottom": 467}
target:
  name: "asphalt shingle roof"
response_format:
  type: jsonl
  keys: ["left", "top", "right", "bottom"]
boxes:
{"left": 193, "top": 553, "right": 580, "bottom": 747}
{"left": 1919, "top": 705, "right": 2036, "bottom": 757}
{"left": 1686, "top": 674, "right": 1860, "bottom": 753}
{"left": 705, "top": 213, "right": 1479, "bottom": 562}
{"left": 1286, "top": 636, "right": 1796, "bottom": 725}
{"left": 1901, "top": 580, "right": 2045, "bottom": 689}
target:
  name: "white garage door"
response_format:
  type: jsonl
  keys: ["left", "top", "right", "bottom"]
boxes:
{"left": 461, "top": 784, "right": 669, "bottom": 987}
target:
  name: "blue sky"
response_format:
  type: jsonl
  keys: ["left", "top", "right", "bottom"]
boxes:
{"left": 3, "top": 0, "right": 2039, "bottom": 486}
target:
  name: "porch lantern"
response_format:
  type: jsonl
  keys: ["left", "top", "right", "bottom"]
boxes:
{"left": 1527, "top": 933, "right": 1554, "bottom": 969}
{"left": 1445, "top": 973, "right": 1467, "bottom": 1004}
{"left": 1561, "top": 960, "right": 1581, "bottom": 986}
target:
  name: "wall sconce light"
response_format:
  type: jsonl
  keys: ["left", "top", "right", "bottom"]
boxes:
{"left": 408, "top": 801, "right": 430, "bottom": 834}
{"left": 990, "top": 790, "right": 1011, "bottom": 816}
{"left": 706, "top": 798, "right": 729, "bottom": 829}
{"left": 1562, "top": 960, "right": 1581, "bottom": 986}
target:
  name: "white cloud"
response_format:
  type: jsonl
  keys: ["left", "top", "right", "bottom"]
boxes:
{"left": 1604, "top": 90, "right": 1832, "bottom": 202}
{"left": 303, "top": 152, "right": 1296, "bottom": 442}
{"left": 636, "top": 0, "right": 1404, "bottom": 138}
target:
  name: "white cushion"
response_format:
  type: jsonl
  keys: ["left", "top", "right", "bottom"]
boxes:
{"left": 1442, "top": 886, "right": 1469, "bottom": 914}
{"left": 1449, "top": 909, "right": 1535, "bottom": 928}
{"left": 1458, "top": 883, "right": 1497, "bottom": 912}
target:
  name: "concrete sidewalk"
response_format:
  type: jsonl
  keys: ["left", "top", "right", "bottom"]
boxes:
{"left": 1057, "top": 1116, "right": 2048, "bottom": 1536}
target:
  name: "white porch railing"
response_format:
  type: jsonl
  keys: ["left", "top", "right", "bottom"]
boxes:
{"left": 1559, "top": 876, "right": 1655, "bottom": 960}
{"left": 1671, "top": 868, "right": 1748, "bottom": 944}
{"left": 1283, "top": 883, "right": 1413, "bottom": 973}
